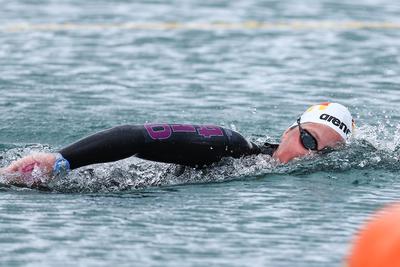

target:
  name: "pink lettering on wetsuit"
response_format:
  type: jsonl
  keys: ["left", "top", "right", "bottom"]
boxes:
{"left": 144, "top": 124, "right": 224, "bottom": 140}
{"left": 170, "top": 124, "right": 196, "bottom": 133}
{"left": 198, "top": 125, "right": 224, "bottom": 138}
{"left": 144, "top": 124, "right": 172, "bottom": 140}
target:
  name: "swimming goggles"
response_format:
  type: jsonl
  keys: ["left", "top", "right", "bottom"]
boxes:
{"left": 297, "top": 118, "right": 318, "bottom": 151}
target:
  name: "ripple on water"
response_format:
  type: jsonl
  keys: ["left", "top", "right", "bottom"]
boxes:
{"left": 1, "top": 0, "right": 400, "bottom": 266}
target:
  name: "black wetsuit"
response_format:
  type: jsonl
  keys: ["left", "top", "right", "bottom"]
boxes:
{"left": 59, "top": 124, "right": 279, "bottom": 170}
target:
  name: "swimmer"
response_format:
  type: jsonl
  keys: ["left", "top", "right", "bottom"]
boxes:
{"left": 0, "top": 102, "right": 354, "bottom": 187}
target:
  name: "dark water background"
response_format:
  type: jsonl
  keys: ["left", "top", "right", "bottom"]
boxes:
{"left": 1, "top": 0, "right": 400, "bottom": 266}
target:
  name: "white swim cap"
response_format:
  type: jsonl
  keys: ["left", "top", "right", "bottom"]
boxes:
{"left": 292, "top": 102, "right": 355, "bottom": 141}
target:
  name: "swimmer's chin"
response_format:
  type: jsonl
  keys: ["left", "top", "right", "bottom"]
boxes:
{"left": 272, "top": 151, "right": 293, "bottom": 164}
{"left": 272, "top": 151, "right": 315, "bottom": 164}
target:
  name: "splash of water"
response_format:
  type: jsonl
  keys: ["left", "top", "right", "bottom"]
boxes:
{"left": 1, "top": 123, "right": 399, "bottom": 193}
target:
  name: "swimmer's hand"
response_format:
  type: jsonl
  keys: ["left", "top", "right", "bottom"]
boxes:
{"left": 0, "top": 153, "right": 57, "bottom": 187}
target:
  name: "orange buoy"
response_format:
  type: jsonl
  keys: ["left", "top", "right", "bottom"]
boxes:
{"left": 348, "top": 203, "right": 400, "bottom": 267}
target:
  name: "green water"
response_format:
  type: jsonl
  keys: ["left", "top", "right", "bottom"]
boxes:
{"left": 1, "top": 0, "right": 400, "bottom": 266}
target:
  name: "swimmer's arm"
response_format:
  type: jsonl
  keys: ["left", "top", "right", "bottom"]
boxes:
{"left": 58, "top": 124, "right": 251, "bottom": 169}
{"left": 59, "top": 125, "right": 146, "bottom": 170}
{"left": 1, "top": 123, "right": 205, "bottom": 184}
{"left": 0, "top": 125, "right": 143, "bottom": 185}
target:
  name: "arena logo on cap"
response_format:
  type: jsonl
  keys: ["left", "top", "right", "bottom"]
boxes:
{"left": 319, "top": 114, "right": 351, "bottom": 135}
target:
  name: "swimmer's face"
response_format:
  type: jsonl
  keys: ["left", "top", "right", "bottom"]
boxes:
{"left": 273, "top": 122, "right": 344, "bottom": 163}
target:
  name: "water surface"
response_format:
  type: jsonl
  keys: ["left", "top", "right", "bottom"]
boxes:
{"left": 1, "top": 0, "right": 400, "bottom": 266}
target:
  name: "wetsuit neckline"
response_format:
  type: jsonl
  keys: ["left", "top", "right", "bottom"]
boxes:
{"left": 260, "top": 142, "right": 279, "bottom": 156}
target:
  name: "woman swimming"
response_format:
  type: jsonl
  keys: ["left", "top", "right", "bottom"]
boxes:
{"left": 0, "top": 102, "right": 354, "bottom": 187}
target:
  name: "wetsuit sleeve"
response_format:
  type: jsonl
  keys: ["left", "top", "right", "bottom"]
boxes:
{"left": 59, "top": 124, "right": 260, "bottom": 169}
